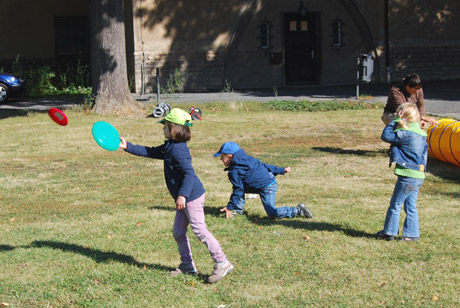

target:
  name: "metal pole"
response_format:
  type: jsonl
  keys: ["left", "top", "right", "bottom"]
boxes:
{"left": 141, "top": 64, "right": 145, "bottom": 95}
{"left": 356, "top": 57, "right": 360, "bottom": 99}
{"left": 384, "top": 0, "right": 391, "bottom": 83}
{"left": 156, "top": 68, "right": 160, "bottom": 104}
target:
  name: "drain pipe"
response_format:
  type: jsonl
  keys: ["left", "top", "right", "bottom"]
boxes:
{"left": 139, "top": 0, "right": 146, "bottom": 94}
{"left": 156, "top": 68, "right": 160, "bottom": 104}
{"left": 384, "top": 0, "right": 391, "bottom": 83}
{"left": 141, "top": 64, "right": 145, "bottom": 95}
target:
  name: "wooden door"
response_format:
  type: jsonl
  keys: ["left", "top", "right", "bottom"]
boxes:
{"left": 284, "top": 13, "right": 318, "bottom": 84}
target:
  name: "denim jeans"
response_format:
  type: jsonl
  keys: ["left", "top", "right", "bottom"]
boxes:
{"left": 384, "top": 176, "right": 424, "bottom": 238}
{"left": 236, "top": 182, "right": 297, "bottom": 218}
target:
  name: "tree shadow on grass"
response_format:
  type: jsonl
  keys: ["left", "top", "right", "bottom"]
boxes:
{"left": 312, "top": 146, "right": 388, "bottom": 158}
{"left": 148, "top": 205, "right": 175, "bottom": 212}
{"left": 203, "top": 206, "right": 225, "bottom": 217}
{"left": 0, "top": 244, "right": 16, "bottom": 252}
{"left": 245, "top": 214, "right": 374, "bottom": 239}
{"left": 30, "top": 240, "right": 174, "bottom": 273}
{"left": 427, "top": 157, "right": 460, "bottom": 184}
{"left": 2, "top": 241, "right": 209, "bottom": 281}
{"left": 148, "top": 205, "right": 225, "bottom": 218}
{"left": 0, "top": 108, "right": 30, "bottom": 119}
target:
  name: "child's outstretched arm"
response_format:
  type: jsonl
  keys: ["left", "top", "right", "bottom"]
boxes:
{"left": 120, "top": 138, "right": 165, "bottom": 159}
{"left": 285, "top": 167, "right": 291, "bottom": 173}
{"left": 262, "top": 163, "right": 287, "bottom": 176}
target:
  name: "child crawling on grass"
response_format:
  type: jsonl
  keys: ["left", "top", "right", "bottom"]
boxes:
{"left": 119, "top": 108, "right": 233, "bottom": 283}
{"left": 214, "top": 142, "right": 313, "bottom": 219}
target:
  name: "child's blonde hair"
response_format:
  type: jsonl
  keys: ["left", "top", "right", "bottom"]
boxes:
{"left": 396, "top": 103, "right": 420, "bottom": 129}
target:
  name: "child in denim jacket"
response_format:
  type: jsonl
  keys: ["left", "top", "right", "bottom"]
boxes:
{"left": 377, "top": 103, "right": 429, "bottom": 241}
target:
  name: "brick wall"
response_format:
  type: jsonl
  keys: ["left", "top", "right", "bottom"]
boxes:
{"left": 132, "top": 49, "right": 227, "bottom": 93}
{"left": 390, "top": 43, "right": 460, "bottom": 81}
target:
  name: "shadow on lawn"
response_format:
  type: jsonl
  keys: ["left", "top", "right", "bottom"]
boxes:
{"left": 148, "top": 205, "right": 175, "bottom": 212}
{"left": 427, "top": 157, "right": 460, "bottom": 184}
{"left": 30, "top": 240, "right": 175, "bottom": 272}
{"left": 2, "top": 241, "right": 209, "bottom": 280}
{"left": 0, "top": 108, "right": 30, "bottom": 119}
{"left": 246, "top": 214, "right": 374, "bottom": 238}
{"left": 149, "top": 204, "right": 373, "bottom": 238}
{"left": 0, "top": 244, "right": 16, "bottom": 252}
{"left": 312, "top": 146, "right": 388, "bottom": 157}
{"left": 149, "top": 205, "right": 226, "bottom": 218}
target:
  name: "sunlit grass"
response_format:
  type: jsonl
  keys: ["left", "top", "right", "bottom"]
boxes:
{"left": 1, "top": 102, "right": 459, "bottom": 307}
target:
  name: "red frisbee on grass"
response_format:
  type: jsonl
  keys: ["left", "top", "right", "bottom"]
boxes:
{"left": 48, "top": 108, "right": 68, "bottom": 126}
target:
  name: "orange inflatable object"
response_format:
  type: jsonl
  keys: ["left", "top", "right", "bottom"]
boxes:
{"left": 427, "top": 119, "right": 460, "bottom": 167}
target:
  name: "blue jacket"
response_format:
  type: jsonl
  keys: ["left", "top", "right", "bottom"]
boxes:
{"left": 381, "top": 121, "right": 428, "bottom": 172}
{"left": 226, "top": 149, "right": 285, "bottom": 211}
{"left": 125, "top": 139, "right": 205, "bottom": 202}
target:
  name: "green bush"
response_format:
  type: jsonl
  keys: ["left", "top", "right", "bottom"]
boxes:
{"left": 164, "top": 68, "right": 188, "bottom": 94}
{"left": 265, "top": 100, "right": 382, "bottom": 112}
{"left": 10, "top": 56, "right": 91, "bottom": 97}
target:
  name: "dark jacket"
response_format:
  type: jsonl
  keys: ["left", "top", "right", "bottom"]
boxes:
{"left": 381, "top": 121, "right": 428, "bottom": 172}
{"left": 384, "top": 84, "right": 425, "bottom": 115}
{"left": 125, "top": 139, "right": 205, "bottom": 202}
{"left": 226, "top": 149, "right": 285, "bottom": 211}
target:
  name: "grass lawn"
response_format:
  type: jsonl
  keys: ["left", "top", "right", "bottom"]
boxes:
{"left": 1, "top": 102, "right": 459, "bottom": 308}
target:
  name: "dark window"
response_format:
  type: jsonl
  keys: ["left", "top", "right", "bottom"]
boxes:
{"left": 332, "top": 19, "right": 342, "bottom": 47}
{"left": 55, "top": 16, "right": 89, "bottom": 56}
{"left": 260, "top": 23, "right": 270, "bottom": 49}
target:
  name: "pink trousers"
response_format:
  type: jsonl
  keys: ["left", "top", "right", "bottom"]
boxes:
{"left": 172, "top": 193, "right": 227, "bottom": 265}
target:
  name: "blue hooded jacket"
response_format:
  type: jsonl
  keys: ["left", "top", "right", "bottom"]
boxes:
{"left": 125, "top": 139, "right": 205, "bottom": 202}
{"left": 226, "top": 149, "right": 285, "bottom": 211}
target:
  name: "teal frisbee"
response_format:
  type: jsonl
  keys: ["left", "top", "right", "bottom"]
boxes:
{"left": 92, "top": 121, "right": 120, "bottom": 151}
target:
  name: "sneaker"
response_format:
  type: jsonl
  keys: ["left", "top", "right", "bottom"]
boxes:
{"left": 207, "top": 261, "right": 234, "bottom": 283}
{"left": 170, "top": 263, "right": 197, "bottom": 277}
{"left": 400, "top": 236, "right": 420, "bottom": 242}
{"left": 375, "top": 230, "right": 395, "bottom": 241}
{"left": 230, "top": 210, "right": 244, "bottom": 217}
{"left": 296, "top": 203, "right": 313, "bottom": 219}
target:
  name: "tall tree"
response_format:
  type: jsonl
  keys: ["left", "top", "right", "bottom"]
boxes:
{"left": 90, "top": 0, "right": 142, "bottom": 114}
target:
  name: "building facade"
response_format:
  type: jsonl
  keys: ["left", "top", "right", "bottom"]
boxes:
{"left": 1, "top": 0, "right": 459, "bottom": 93}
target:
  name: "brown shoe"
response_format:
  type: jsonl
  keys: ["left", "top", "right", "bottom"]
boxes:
{"left": 376, "top": 230, "right": 395, "bottom": 241}
{"left": 170, "top": 263, "right": 196, "bottom": 277}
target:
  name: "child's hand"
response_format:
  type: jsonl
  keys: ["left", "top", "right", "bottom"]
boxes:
{"left": 220, "top": 207, "right": 233, "bottom": 219}
{"left": 176, "top": 196, "right": 186, "bottom": 210}
{"left": 285, "top": 167, "right": 292, "bottom": 173}
{"left": 119, "top": 137, "right": 127, "bottom": 150}
{"left": 421, "top": 116, "right": 438, "bottom": 129}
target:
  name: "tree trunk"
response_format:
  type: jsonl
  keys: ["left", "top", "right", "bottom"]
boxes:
{"left": 90, "top": 0, "right": 142, "bottom": 115}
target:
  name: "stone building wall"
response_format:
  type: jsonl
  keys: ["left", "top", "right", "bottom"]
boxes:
{"left": 390, "top": 44, "right": 460, "bottom": 81}
{"left": 388, "top": 0, "right": 460, "bottom": 82}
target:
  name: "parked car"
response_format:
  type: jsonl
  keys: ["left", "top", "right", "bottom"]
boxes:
{"left": 0, "top": 72, "right": 25, "bottom": 103}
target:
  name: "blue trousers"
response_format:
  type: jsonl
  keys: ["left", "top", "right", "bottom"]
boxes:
{"left": 384, "top": 176, "right": 424, "bottom": 238}
{"left": 233, "top": 182, "right": 297, "bottom": 218}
